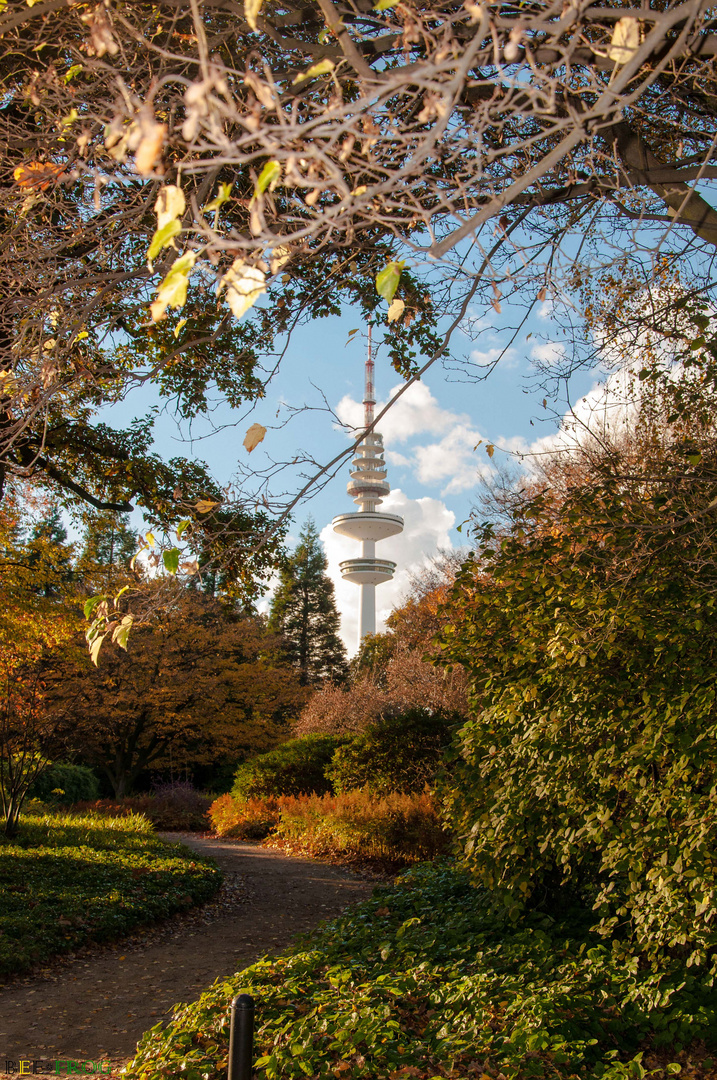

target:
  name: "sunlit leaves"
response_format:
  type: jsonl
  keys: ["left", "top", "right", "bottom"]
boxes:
{"left": 111, "top": 614, "right": 134, "bottom": 651}
{"left": 205, "top": 182, "right": 233, "bottom": 213}
{"left": 194, "top": 499, "right": 221, "bottom": 514}
{"left": 292, "top": 59, "right": 335, "bottom": 85}
{"left": 376, "top": 260, "right": 405, "bottom": 304}
{"left": 606, "top": 17, "right": 640, "bottom": 65}
{"left": 148, "top": 186, "right": 185, "bottom": 266}
{"left": 243, "top": 423, "right": 267, "bottom": 452}
{"left": 245, "top": 0, "right": 264, "bottom": 31}
{"left": 252, "top": 161, "right": 281, "bottom": 203}
{"left": 387, "top": 298, "right": 405, "bottom": 324}
{"left": 163, "top": 548, "right": 180, "bottom": 575}
{"left": 146, "top": 220, "right": 181, "bottom": 265}
{"left": 219, "top": 260, "right": 266, "bottom": 320}
{"left": 151, "top": 252, "right": 197, "bottom": 322}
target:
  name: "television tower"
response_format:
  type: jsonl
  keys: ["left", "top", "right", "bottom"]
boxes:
{"left": 332, "top": 327, "right": 404, "bottom": 649}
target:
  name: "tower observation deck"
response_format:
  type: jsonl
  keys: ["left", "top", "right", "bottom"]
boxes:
{"left": 332, "top": 327, "right": 404, "bottom": 648}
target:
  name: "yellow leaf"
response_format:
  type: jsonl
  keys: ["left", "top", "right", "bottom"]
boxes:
{"left": 292, "top": 59, "right": 335, "bottom": 85}
{"left": 270, "top": 245, "right": 291, "bottom": 274}
{"left": 145, "top": 532, "right": 156, "bottom": 546}
{"left": 245, "top": 0, "right": 263, "bottom": 31}
{"left": 606, "top": 16, "right": 640, "bottom": 65}
{"left": 135, "top": 122, "right": 166, "bottom": 175}
{"left": 173, "top": 317, "right": 188, "bottom": 339}
{"left": 89, "top": 633, "right": 106, "bottom": 667}
{"left": 195, "top": 499, "right": 220, "bottom": 514}
{"left": 352, "top": 185, "right": 367, "bottom": 196}
{"left": 486, "top": 443, "right": 495, "bottom": 458}
{"left": 243, "top": 423, "right": 267, "bottom": 452}
{"left": 220, "top": 260, "right": 266, "bottom": 320}
{"left": 387, "top": 298, "right": 405, "bottom": 323}
{"left": 154, "top": 185, "right": 185, "bottom": 231}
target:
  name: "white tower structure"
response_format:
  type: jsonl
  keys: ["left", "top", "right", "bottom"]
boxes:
{"left": 332, "top": 327, "right": 404, "bottom": 649}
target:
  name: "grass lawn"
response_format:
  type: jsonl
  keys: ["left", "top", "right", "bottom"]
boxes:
{"left": 0, "top": 805, "right": 222, "bottom": 979}
{"left": 125, "top": 861, "right": 716, "bottom": 1080}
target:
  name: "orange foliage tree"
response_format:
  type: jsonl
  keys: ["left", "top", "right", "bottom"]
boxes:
{"left": 296, "top": 552, "right": 468, "bottom": 737}
{"left": 51, "top": 590, "right": 308, "bottom": 797}
{"left": 0, "top": 487, "right": 76, "bottom": 835}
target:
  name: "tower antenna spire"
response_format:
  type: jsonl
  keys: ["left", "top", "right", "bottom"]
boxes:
{"left": 332, "top": 324, "right": 404, "bottom": 649}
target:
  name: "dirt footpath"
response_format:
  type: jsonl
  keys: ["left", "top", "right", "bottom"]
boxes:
{"left": 0, "top": 835, "right": 378, "bottom": 1075}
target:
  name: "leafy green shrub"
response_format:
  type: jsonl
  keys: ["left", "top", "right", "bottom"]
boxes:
{"left": 124, "top": 861, "right": 717, "bottom": 1080}
{"left": 270, "top": 789, "right": 448, "bottom": 865}
{"left": 231, "top": 735, "right": 351, "bottom": 800}
{"left": 0, "top": 807, "right": 221, "bottom": 978}
{"left": 27, "top": 762, "right": 99, "bottom": 806}
{"left": 209, "top": 793, "right": 281, "bottom": 840}
{"left": 326, "top": 707, "right": 455, "bottom": 796}
{"left": 438, "top": 471, "right": 717, "bottom": 970}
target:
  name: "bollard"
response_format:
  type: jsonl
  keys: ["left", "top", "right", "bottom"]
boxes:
{"left": 228, "top": 993, "right": 255, "bottom": 1080}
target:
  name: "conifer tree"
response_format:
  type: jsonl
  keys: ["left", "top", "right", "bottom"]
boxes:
{"left": 269, "top": 519, "right": 348, "bottom": 686}
{"left": 77, "top": 511, "right": 137, "bottom": 592}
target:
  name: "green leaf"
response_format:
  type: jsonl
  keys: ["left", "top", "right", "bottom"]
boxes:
{"left": 204, "top": 182, "right": 233, "bottom": 213}
{"left": 64, "top": 64, "right": 83, "bottom": 83}
{"left": 374, "top": 0, "right": 397, "bottom": 9}
{"left": 163, "top": 548, "right": 180, "bottom": 574}
{"left": 147, "top": 219, "right": 181, "bottom": 264}
{"left": 375, "top": 260, "right": 405, "bottom": 303}
{"left": 292, "top": 59, "right": 335, "bottom": 85}
{"left": 177, "top": 520, "right": 192, "bottom": 538}
{"left": 83, "top": 595, "right": 105, "bottom": 620}
{"left": 252, "top": 161, "right": 281, "bottom": 203}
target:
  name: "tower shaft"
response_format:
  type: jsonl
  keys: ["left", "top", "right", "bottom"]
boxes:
{"left": 332, "top": 326, "right": 404, "bottom": 648}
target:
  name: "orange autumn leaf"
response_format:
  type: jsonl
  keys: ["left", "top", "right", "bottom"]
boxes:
{"left": 13, "top": 162, "right": 66, "bottom": 190}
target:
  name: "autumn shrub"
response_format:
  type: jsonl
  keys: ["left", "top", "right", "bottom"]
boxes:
{"left": 209, "top": 792, "right": 281, "bottom": 840}
{"left": 296, "top": 651, "right": 467, "bottom": 737}
{"left": 326, "top": 708, "right": 456, "bottom": 796}
{"left": 269, "top": 789, "right": 448, "bottom": 865}
{"left": 231, "top": 734, "right": 351, "bottom": 800}
{"left": 0, "top": 806, "right": 221, "bottom": 978}
{"left": 28, "top": 761, "right": 99, "bottom": 805}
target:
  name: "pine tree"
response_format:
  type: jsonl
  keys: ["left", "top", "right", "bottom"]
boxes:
{"left": 26, "top": 505, "right": 75, "bottom": 598}
{"left": 268, "top": 519, "right": 348, "bottom": 686}
{"left": 77, "top": 510, "right": 137, "bottom": 591}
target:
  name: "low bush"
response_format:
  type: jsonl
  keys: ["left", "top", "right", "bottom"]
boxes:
{"left": 124, "top": 861, "right": 717, "bottom": 1080}
{"left": 0, "top": 806, "right": 221, "bottom": 978}
{"left": 73, "top": 782, "right": 212, "bottom": 831}
{"left": 209, "top": 793, "right": 281, "bottom": 840}
{"left": 27, "top": 762, "right": 99, "bottom": 806}
{"left": 231, "top": 735, "right": 350, "bottom": 801}
{"left": 326, "top": 707, "right": 455, "bottom": 796}
{"left": 270, "top": 789, "right": 448, "bottom": 866}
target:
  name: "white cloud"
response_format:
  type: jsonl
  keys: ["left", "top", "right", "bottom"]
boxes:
{"left": 530, "top": 341, "right": 566, "bottom": 365}
{"left": 320, "top": 488, "right": 455, "bottom": 654}
{"left": 336, "top": 380, "right": 458, "bottom": 444}
{"left": 413, "top": 424, "right": 491, "bottom": 494}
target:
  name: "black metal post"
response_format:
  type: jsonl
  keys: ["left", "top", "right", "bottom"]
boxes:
{"left": 228, "top": 994, "right": 255, "bottom": 1080}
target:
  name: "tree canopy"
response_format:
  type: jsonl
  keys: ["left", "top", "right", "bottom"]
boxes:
{"left": 3, "top": 0, "right": 717, "bottom": 553}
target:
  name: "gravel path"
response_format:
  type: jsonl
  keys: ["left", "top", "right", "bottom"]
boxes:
{"left": 0, "top": 835, "right": 378, "bottom": 1076}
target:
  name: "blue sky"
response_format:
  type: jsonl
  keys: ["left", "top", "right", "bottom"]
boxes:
{"left": 99, "top": 296, "right": 599, "bottom": 651}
